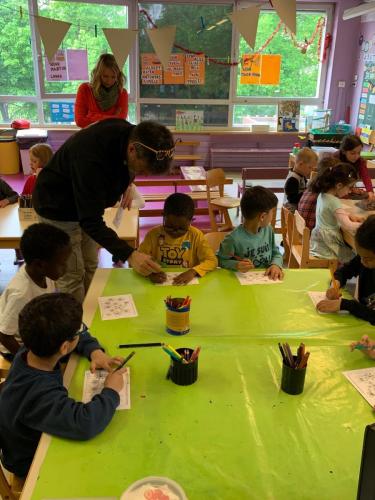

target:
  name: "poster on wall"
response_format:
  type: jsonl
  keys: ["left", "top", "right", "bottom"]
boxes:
{"left": 164, "top": 54, "right": 185, "bottom": 84}
{"left": 277, "top": 101, "right": 300, "bottom": 132}
{"left": 176, "top": 110, "right": 203, "bottom": 131}
{"left": 45, "top": 49, "right": 88, "bottom": 82}
{"left": 49, "top": 102, "right": 74, "bottom": 123}
{"left": 141, "top": 53, "right": 163, "bottom": 84}
{"left": 184, "top": 54, "right": 205, "bottom": 85}
{"left": 357, "top": 63, "right": 375, "bottom": 130}
{"left": 240, "top": 54, "right": 281, "bottom": 85}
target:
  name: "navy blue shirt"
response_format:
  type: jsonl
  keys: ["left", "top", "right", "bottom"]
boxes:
{"left": 0, "top": 333, "right": 119, "bottom": 477}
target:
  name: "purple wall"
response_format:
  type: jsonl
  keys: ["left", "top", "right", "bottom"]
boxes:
{"left": 351, "top": 20, "right": 375, "bottom": 129}
{"left": 324, "top": 0, "right": 361, "bottom": 123}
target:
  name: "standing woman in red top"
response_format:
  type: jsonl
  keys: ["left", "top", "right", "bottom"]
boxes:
{"left": 74, "top": 53, "right": 128, "bottom": 128}
{"left": 334, "top": 135, "right": 374, "bottom": 199}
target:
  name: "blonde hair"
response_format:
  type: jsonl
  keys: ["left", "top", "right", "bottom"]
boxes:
{"left": 296, "top": 147, "right": 318, "bottom": 165}
{"left": 29, "top": 144, "right": 53, "bottom": 168}
{"left": 90, "top": 53, "right": 125, "bottom": 99}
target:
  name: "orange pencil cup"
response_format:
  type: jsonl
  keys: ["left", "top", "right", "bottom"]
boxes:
{"left": 165, "top": 297, "right": 190, "bottom": 336}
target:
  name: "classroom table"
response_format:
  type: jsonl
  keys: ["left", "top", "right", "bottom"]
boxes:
{"left": 0, "top": 204, "right": 139, "bottom": 249}
{"left": 341, "top": 198, "right": 375, "bottom": 248}
{"left": 21, "top": 268, "right": 375, "bottom": 500}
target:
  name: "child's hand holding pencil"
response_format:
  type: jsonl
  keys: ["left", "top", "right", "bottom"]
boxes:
{"left": 326, "top": 280, "right": 342, "bottom": 300}
{"left": 350, "top": 335, "right": 375, "bottom": 360}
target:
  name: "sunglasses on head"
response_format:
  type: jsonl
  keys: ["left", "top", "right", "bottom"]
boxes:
{"left": 69, "top": 322, "right": 88, "bottom": 341}
{"left": 132, "top": 139, "right": 181, "bottom": 161}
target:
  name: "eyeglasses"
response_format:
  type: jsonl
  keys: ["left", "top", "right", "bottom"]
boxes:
{"left": 69, "top": 322, "right": 88, "bottom": 340}
{"left": 132, "top": 139, "right": 181, "bottom": 161}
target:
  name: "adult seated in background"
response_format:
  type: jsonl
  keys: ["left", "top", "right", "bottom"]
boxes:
{"left": 33, "top": 119, "right": 175, "bottom": 303}
{"left": 74, "top": 53, "right": 128, "bottom": 128}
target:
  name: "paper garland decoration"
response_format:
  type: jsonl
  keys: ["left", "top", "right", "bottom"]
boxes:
{"left": 272, "top": 0, "right": 297, "bottom": 35}
{"left": 146, "top": 26, "right": 176, "bottom": 69}
{"left": 228, "top": 5, "right": 261, "bottom": 49}
{"left": 35, "top": 15, "right": 71, "bottom": 63}
{"left": 102, "top": 28, "right": 138, "bottom": 69}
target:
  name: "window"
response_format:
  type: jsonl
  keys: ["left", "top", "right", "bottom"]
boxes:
{"left": 236, "top": 9, "right": 327, "bottom": 99}
{"left": 0, "top": 1, "right": 331, "bottom": 128}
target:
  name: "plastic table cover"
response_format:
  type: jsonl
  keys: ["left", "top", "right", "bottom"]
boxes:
{"left": 31, "top": 269, "right": 375, "bottom": 500}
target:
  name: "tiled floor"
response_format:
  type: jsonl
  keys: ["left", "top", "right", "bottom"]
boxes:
{"left": 0, "top": 172, "right": 283, "bottom": 293}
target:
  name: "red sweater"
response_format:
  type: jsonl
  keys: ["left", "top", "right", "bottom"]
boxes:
{"left": 334, "top": 151, "right": 374, "bottom": 193}
{"left": 74, "top": 83, "right": 128, "bottom": 128}
{"left": 22, "top": 175, "right": 37, "bottom": 196}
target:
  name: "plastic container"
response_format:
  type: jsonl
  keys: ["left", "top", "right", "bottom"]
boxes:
{"left": 168, "top": 347, "right": 198, "bottom": 386}
{"left": 165, "top": 298, "right": 190, "bottom": 336}
{"left": 121, "top": 476, "right": 188, "bottom": 500}
{"left": 16, "top": 128, "right": 48, "bottom": 175}
{"left": 292, "top": 142, "right": 301, "bottom": 155}
{"left": 0, "top": 136, "right": 20, "bottom": 174}
{"left": 281, "top": 356, "right": 306, "bottom": 395}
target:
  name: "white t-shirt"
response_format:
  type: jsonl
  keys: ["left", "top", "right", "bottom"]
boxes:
{"left": 0, "top": 266, "right": 55, "bottom": 353}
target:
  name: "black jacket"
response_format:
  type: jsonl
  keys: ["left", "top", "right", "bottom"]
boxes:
{"left": 335, "top": 255, "right": 375, "bottom": 325}
{"left": 33, "top": 119, "right": 135, "bottom": 261}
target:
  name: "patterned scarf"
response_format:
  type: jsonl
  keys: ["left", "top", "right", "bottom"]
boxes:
{"left": 97, "top": 84, "right": 119, "bottom": 111}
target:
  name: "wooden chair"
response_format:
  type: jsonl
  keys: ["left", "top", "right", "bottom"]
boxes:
{"left": 204, "top": 232, "right": 229, "bottom": 253}
{"left": 0, "top": 466, "right": 23, "bottom": 500}
{"left": 0, "top": 357, "right": 11, "bottom": 379}
{"left": 206, "top": 168, "right": 240, "bottom": 232}
{"left": 281, "top": 206, "right": 294, "bottom": 264}
{"left": 288, "top": 210, "right": 337, "bottom": 269}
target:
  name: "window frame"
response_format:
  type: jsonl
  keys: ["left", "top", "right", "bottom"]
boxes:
{"left": 0, "top": 0, "right": 333, "bottom": 128}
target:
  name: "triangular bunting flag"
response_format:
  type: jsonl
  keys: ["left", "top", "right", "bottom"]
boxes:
{"left": 272, "top": 0, "right": 297, "bottom": 35}
{"left": 35, "top": 15, "right": 71, "bottom": 63}
{"left": 228, "top": 5, "right": 260, "bottom": 49}
{"left": 102, "top": 28, "right": 138, "bottom": 69}
{"left": 146, "top": 26, "right": 176, "bottom": 69}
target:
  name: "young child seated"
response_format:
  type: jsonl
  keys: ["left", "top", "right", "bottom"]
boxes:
{"left": 297, "top": 156, "right": 339, "bottom": 231}
{"left": 0, "top": 176, "right": 18, "bottom": 208}
{"left": 22, "top": 143, "right": 53, "bottom": 195}
{"left": 0, "top": 293, "right": 125, "bottom": 478}
{"left": 310, "top": 162, "right": 364, "bottom": 263}
{"left": 334, "top": 135, "right": 374, "bottom": 199}
{"left": 0, "top": 223, "right": 71, "bottom": 360}
{"left": 138, "top": 193, "right": 217, "bottom": 285}
{"left": 217, "top": 186, "right": 284, "bottom": 280}
{"left": 317, "top": 215, "right": 375, "bottom": 324}
{"left": 283, "top": 147, "right": 318, "bottom": 212}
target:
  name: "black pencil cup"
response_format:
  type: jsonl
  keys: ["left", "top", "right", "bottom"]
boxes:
{"left": 169, "top": 348, "right": 198, "bottom": 386}
{"left": 281, "top": 356, "right": 306, "bottom": 395}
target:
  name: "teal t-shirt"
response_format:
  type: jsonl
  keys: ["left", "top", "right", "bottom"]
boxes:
{"left": 315, "top": 193, "right": 341, "bottom": 231}
{"left": 217, "top": 224, "right": 283, "bottom": 270}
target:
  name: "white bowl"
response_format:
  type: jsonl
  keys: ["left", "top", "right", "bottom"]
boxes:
{"left": 121, "top": 476, "right": 188, "bottom": 500}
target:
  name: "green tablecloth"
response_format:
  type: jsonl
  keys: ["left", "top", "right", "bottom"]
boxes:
{"left": 31, "top": 269, "right": 375, "bottom": 500}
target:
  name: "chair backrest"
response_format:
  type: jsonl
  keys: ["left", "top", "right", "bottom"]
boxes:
{"left": 0, "top": 467, "right": 20, "bottom": 500}
{"left": 281, "top": 206, "right": 294, "bottom": 245}
{"left": 204, "top": 232, "right": 229, "bottom": 253}
{"left": 206, "top": 168, "right": 226, "bottom": 198}
{"left": 292, "top": 210, "right": 311, "bottom": 266}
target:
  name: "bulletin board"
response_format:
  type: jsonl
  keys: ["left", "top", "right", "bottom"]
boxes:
{"left": 357, "top": 63, "right": 375, "bottom": 129}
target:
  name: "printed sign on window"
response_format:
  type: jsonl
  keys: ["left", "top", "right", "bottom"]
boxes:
{"left": 45, "top": 49, "right": 88, "bottom": 82}
{"left": 184, "top": 54, "right": 205, "bottom": 85}
{"left": 164, "top": 54, "right": 185, "bottom": 84}
{"left": 141, "top": 53, "right": 163, "bottom": 85}
{"left": 240, "top": 54, "right": 281, "bottom": 85}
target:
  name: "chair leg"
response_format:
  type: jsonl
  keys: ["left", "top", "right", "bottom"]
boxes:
{"left": 208, "top": 205, "right": 218, "bottom": 231}
{"left": 222, "top": 208, "right": 234, "bottom": 230}
{"left": 288, "top": 252, "right": 299, "bottom": 269}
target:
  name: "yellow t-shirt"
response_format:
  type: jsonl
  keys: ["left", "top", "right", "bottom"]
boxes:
{"left": 138, "top": 225, "right": 217, "bottom": 277}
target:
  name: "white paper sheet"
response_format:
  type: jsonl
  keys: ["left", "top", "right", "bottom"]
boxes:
{"left": 98, "top": 294, "right": 138, "bottom": 320}
{"left": 82, "top": 368, "right": 130, "bottom": 410}
{"left": 235, "top": 271, "right": 283, "bottom": 285}
{"left": 307, "top": 291, "right": 348, "bottom": 314}
{"left": 112, "top": 206, "right": 124, "bottom": 229}
{"left": 343, "top": 367, "right": 375, "bottom": 407}
{"left": 155, "top": 271, "right": 199, "bottom": 286}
